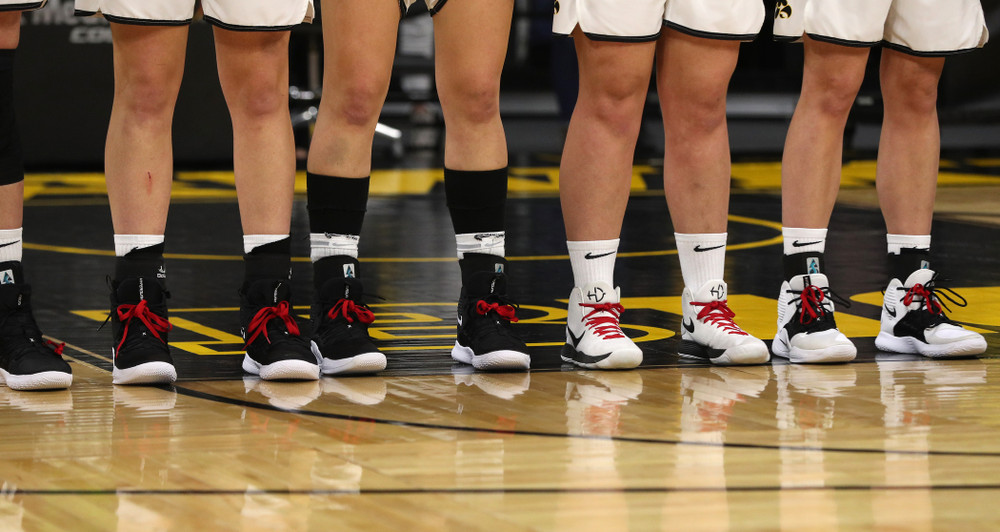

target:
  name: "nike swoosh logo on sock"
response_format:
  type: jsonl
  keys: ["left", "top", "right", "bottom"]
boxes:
{"left": 693, "top": 244, "right": 725, "bottom": 252}
{"left": 0, "top": 240, "right": 21, "bottom": 249}
{"left": 584, "top": 251, "right": 615, "bottom": 260}
{"left": 792, "top": 240, "right": 822, "bottom": 247}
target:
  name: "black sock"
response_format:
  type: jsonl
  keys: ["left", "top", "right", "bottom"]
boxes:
{"left": 307, "top": 172, "right": 369, "bottom": 235}
{"left": 888, "top": 248, "right": 930, "bottom": 282}
{"left": 0, "top": 49, "right": 24, "bottom": 187}
{"left": 783, "top": 252, "right": 825, "bottom": 281}
{"left": 444, "top": 167, "right": 508, "bottom": 234}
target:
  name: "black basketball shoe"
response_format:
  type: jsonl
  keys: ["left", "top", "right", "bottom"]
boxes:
{"left": 311, "top": 275, "right": 386, "bottom": 375}
{"left": 0, "top": 262, "right": 72, "bottom": 391}
{"left": 240, "top": 278, "right": 319, "bottom": 381}
{"left": 452, "top": 254, "right": 530, "bottom": 371}
{"left": 109, "top": 276, "right": 176, "bottom": 385}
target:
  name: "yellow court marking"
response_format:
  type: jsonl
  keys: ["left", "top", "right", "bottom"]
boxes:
{"left": 25, "top": 213, "right": 782, "bottom": 262}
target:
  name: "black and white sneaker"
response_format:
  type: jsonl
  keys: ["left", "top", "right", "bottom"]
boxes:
{"left": 311, "top": 276, "right": 386, "bottom": 375}
{"left": 562, "top": 281, "right": 642, "bottom": 370}
{"left": 876, "top": 269, "right": 986, "bottom": 358}
{"left": 0, "top": 262, "right": 72, "bottom": 391}
{"left": 452, "top": 257, "right": 530, "bottom": 371}
{"left": 109, "top": 276, "right": 177, "bottom": 385}
{"left": 679, "top": 279, "right": 769, "bottom": 365}
{"left": 773, "top": 273, "right": 856, "bottom": 363}
{"left": 240, "top": 278, "right": 319, "bottom": 381}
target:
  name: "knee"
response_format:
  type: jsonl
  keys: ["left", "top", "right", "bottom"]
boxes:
{"left": 579, "top": 75, "right": 647, "bottom": 137}
{"left": 115, "top": 72, "right": 178, "bottom": 125}
{"left": 663, "top": 85, "right": 728, "bottom": 133}
{"left": 882, "top": 72, "right": 939, "bottom": 117}
{"left": 805, "top": 71, "right": 864, "bottom": 119}
{"left": 225, "top": 72, "right": 287, "bottom": 120}
{"left": 329, "top": 78, "right": 387, "bottom": 129}
{"left": 439, "top": 76, "right": 500, "bottom": 125}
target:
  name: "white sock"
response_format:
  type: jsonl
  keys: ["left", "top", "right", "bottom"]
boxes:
{"left": 782, "top": 227, "right": 827, "bottom": 255}
{"left": 243, "top": 234, "right": 288, "bottom": 255}
{"left": 310, "top": 232, "right": 360, "bottom": 261}
{"left": 455, "top": 231, "right": 505, "bottom": 259}
{"left": 567, "top": 239, "right": 619, "bottom": 289}
{"left": 675, "top": 232, "right": 726, "bottom": 291}
{"left": 114, "top": 234, "right": 164, "bottom": 257}
{"left": 887, "top": 234, "right": 930, "bottom": 255}
{"left": 0, "top": 228, "right": 22, "bottom": 263}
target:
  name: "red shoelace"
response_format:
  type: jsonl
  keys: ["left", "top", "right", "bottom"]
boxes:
{"left": 798, "top": 285, "right": 828, "bottom": 324}
{"left": 579, "top": 302, "right": 625, "bottom": 339}
{"left": 902, "top": 283, "right": 942, "bottom": 315}
{"left": 476, "top": 300, "right": 519, "bottom": 322}
{"left": 327, "top": 299, "right": 375, "bottom": 324}
{"left": 115, "top": 299, "right": 173, "bottom": 352}
{"left": 243, "top": 301, "right": 300, "bottom": 349}
{"left": 690, "top": 300, "right": 747, "bottom": 335}
{"left": 46, "top": 340, "right": 65, "bottom": 355}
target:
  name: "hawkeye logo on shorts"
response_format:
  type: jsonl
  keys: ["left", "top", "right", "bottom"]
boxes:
{"left": 554, "top": 1, "right": 560, "bottom": 14}
{"left": 775, "top": 0, "right": 792, "bottom": 19}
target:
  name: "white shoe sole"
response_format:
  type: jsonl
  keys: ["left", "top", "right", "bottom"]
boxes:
{"left": 772, "top": 330, "right": 857, "bottom": 364}
{"left": 560, "top": 345, "right": 643, "bottom": 370}
{"left": 875, "top": 331, "right": 987, "bottom": 358}
{"left": 113, "top": 361, "right": 177, "bottom": 385}
{"left": 452, "top": 343, "right": 530, "bottom": 371}
{"left": 242, "top": 355, "right": 319, "bottom": 381}
{"left": 319, "top": 350, "right": 387, "bottom": 376}
{"left": 678, "top": 340, "right": 769, "bottom": 365}
{"left": 0, "top": 368, "right": 73, "bottom": 391}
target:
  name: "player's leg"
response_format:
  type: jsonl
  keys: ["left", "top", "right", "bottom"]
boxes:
{"left": 557, "top": 26, "right": 655, "bottom": 370}
{"left": 213, "top": 24, "right": 318, "bottom": 381}
{"left": 305, "top": 0, "right": 399, "bottom": 376}
{"left": 774, "top": 36, "right": 870, "bottom": 364}
{"left": 104, "top": 22, "right": 188, "bottom": 385}
{"left": 432, "top": 0, "right": 528, "bottom": 370}
{"left": 656, "top": 28, "right": 767, "bottom": 365}
{"left": 874, "top": 48, "right": 986, "bottom": 357}
{"left": 0, "top": 10, "right": 72, "bottom": 390}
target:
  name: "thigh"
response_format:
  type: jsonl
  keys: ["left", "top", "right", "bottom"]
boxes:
{"left": 432, "top": 0, "right": 513, "bottom": 90}
{"left": 319, "top": 0, "right": 399, "bottom": 88}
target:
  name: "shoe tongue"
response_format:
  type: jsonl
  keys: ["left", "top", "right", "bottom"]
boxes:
{"left": 581, "top": 281, "right": 619, "bottom": 305}
{"left": 789, "top": 273, "right": 829, "bottom": 291}
{"left": 903, "top": 268, "right": 935, "bottom": 288}
{"left": 0, "top": 261, "right": 23, "bottom": 285}
{"left": 0, "top": 283, "right": 21, "bottom": 310}
{"left": 118, "top": 277, "right": 165, "bottom": 303}
{"left": 320, "top": 276, "right": 362, "bottom": 302}
{"left": 468, "top": 270, "right": 507, "bottom": 298}
{"left": 693, "top": 280, "right": 728, "bottom": 302}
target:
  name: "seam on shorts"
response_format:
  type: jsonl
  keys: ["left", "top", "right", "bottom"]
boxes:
{"left": 0, "top": 2, "right": 42, "bottom": 12}
{"left": 97, "top": 13, "right": 192, "bottom": 26}
{"left": 772, "top": 34, "right": 801, "bottom": 44}
{"left": 397, "top": 0, "right": 406, "bottom": 18}
{"left": 203, "top": 16, "right": 294, "bottom": 32}
{"left": 663, "top": 20, "right": 758, "bottom": 42}
{"left": 805, "top": 32, "right": 878, "bottom": 48}
{"left": 882, "top": 41, "right": 980, "bottom": 57}
{"left": 428, "top": 0, "right": 448, "bottom": 16}
{"left": 579, "top": 31, "right": 661, "bottom": 43}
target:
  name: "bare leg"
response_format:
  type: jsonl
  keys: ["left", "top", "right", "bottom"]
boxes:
{"left": 656, "top": 29, "right": 739, "bottom": 234}
{"left": 214, "top": 28, "right": 296, "bottom": 235}
{"left": 560, "top": 29, "right": 655, "bottom": 241}
{"left": 876, "top": 49, "right": 945, "bottom": 235}
{"left": 306, "top": 0, "right": 399, "bottom": 177}
{"left": 105, "top": 24, "right": 188, "bottom": 234}
{"left": 781, "top": 37, "right": 869, "bottom": 229}
{"left": 433, "top": 0, "right": 512, "bottom": 171}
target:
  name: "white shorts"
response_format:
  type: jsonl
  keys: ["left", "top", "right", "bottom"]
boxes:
{"left": 0, "top": 0, "right": 45, "bottom": 12}
{"left": 399, "top": 0, "right": 446, "bottom": 17}
{"left": 553, "top": 0, "right": 765, "bottom": 42}
{"left": 773, "top": 0, "right": 989, "bottom": 55}
{"left": 74, "top": 0, "right": 314, "bottom": 30}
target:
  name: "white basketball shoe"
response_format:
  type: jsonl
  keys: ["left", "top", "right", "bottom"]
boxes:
{"left": 773, "top": 273, "right": 856, "bottom": 363}
{"left": 562, "top": 281, "right": 642, "bottom": 370}
{"left": 679, "top": 279, "right": 769, "bottom": 365}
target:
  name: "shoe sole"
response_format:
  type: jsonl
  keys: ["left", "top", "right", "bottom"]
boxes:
{"left": 679, "top": 340, "right": 770, "bottom": 365}
{"left": 560, "top": 344, "right": 642, "bottom": 370}
{"left": 242, "top": 355, "right": 319, "bottom": 381}
{"left": 452, "top": 343, "right": 530, "bottom": 371}
{"left": 875, "top": 331, "right": 987, "bottom": 358}
{"left": 319, "top": 349, "right": 387, "bottom": 375}
{"left": 0, "top": 368, "right": 73, "bottom": 391}
{"left": 771, "top": 330, "right": 857, "bottom": 364}
{"left": 113, "top": 361, "right": 177, "bottom": 385}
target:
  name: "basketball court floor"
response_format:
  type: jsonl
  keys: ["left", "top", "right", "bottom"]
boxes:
{"left": 3, "top": 155, "right": 1000, "bottom": 530}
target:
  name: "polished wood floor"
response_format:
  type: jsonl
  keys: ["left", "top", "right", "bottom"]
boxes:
{"left": 4, "top": 160, "right": 1000, "bottom": 531}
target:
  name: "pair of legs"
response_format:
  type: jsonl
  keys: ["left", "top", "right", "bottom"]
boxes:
{"left": 305, "top": 0, "right": 529, "bottom": 374}
{"left": 106, "top": 23, "right": 319, "bottom": 384}
{"left": 0, "top": 11, "right": 73, "bottom": 391}
{"left": 560, "top": 27, "right": 768, "bottom": 369}
{"left": 775, "top": 36, "right": 985, "bottom": 362}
